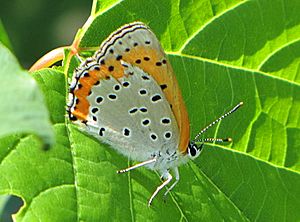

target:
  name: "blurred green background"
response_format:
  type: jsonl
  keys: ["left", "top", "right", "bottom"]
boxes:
{"left": 0, "top": 0, "right": 91, "bottom": 68}
{"left": 0, "top": 0, "right": 91, "bottom": 220}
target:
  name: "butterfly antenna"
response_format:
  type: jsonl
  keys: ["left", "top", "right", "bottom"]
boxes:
{"left": 194, "top": 102, "right": 243, "bottom": 141}
{"left": 197, "top": 138, "right": 232, "bottom": 143}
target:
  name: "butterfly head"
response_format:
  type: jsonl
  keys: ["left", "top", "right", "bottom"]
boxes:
{"left": 187, "top": 141, "right": 203, "bottom": 159}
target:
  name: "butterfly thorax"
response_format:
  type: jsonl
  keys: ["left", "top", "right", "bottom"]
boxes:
{"left": 149, "top": 148, "right": 189, "bottom": 171}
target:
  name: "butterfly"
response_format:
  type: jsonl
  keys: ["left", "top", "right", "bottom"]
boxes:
{"left": 67, "top": 21, "right": 242, "bottom": 206}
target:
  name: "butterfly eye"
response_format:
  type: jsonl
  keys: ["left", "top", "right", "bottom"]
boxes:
{"left": 187, "top": 142, "right": 203, "bottom": 159}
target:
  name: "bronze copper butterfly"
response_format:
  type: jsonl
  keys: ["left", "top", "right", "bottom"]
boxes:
{"left": 67, "top": 22, "right": 242, "bottom": 206}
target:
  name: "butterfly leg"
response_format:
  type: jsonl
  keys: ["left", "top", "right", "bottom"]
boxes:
{"left": 148, "top": 171, "right": 172, "bottom": 206}
{"left": 117, "top": 158, "right": 156, "bottom": 174}
{"left": 163, "top": 167, "right": 179, "bottom": 198}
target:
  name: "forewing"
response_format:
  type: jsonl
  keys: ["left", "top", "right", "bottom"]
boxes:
{"left": 68, "top": 22, "right": 189, "bottom": 157}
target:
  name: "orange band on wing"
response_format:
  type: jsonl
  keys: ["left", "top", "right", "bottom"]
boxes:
{"left": 72, "top": 62, "right": 125, "bottom": 120}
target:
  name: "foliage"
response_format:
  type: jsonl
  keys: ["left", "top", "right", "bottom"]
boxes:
{"left": 0, "top": 0, "right": 299, "bottom": 221}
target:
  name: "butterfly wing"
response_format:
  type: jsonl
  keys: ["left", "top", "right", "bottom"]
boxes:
{"left": 68, "top": 22, "right": 190, "bottom": 158}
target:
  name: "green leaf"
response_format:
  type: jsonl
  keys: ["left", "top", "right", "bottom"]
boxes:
{"left": 181, "top": 0, "right": 300, "bottom": 81}
{"left": 1, "top": 0, "right": 300, "bottom": 221}
{"left": 259, "top": 40, "right": 300, "bottom": 84}
{"left": 0, "top": 43, "right": 54, "bottom": 148}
